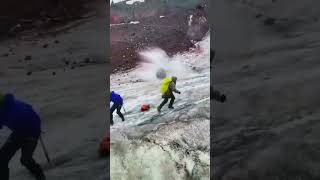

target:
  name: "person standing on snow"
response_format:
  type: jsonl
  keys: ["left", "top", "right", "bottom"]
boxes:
{"left": 157, "top": 76, "right": 181, "bottom": 112}
{"left": 0, "top": 93, "right": 46, "bottom": 180}
{"left": 110, "top": 91, "right": 125, "bottom": 126}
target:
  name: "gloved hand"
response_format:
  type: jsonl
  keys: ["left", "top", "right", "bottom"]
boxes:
{"left": 177, "top": 91, "right": 181, "bottom": 94}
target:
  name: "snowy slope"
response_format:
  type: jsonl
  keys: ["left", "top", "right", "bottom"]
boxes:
{"left": 211, "top": 0, "right": 320, "bottom": 179}
{"left": 110, "top": 35, "right": 210, "bottom": 179}
{"left": 0, "top": 2, "right": 109, "bottom": 179}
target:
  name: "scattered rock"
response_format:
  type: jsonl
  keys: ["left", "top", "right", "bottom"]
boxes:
{"left": 54, "top": 40, "right": 60, "bottom": 44}
{"left": 264, "top": 18, "right": 276, "bottom": 26}
{"left": 9, "top": 24, "right": 23, "bottom": 34}
{"left": 64, "top": 60, "right": 70, "bottom": 65}
{"left": 52, "top": 72, "right": 56, "bottom": 76}
{"left": 242, "top": 65, "right": 250, "bottom": 69}
{"left": 25, "top": 55, "right": 32, "bottom": 61}
{"left": 27, "top": 71, "right": 32, "bottom": 76}
{"left": 255, "top": 14, "right": 263, "bottom": 18}
{"left": 84, "top": 57, "right": 91, "bottom": 63}
{"left": 71, "top": 66, "right": 75, "bottom": 69}
{"left": 313, "top": 17, "right": 318, "bottom": 22}
{"left": 43, "top": 44, "right": 49, "bottom": 48}
{"left": 2, "top": 53, "right": 9, "bottom": 57}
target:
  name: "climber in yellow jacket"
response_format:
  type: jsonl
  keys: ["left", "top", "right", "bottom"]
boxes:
{"left": 157, "top": 76, "right": 181, "bottom": 112}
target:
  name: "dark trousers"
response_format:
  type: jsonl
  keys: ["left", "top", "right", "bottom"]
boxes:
{"left": 159, "top": 94, "right": 175, "bottom": 110}
{"left": 110, "top": 103, "right": 125, "bottom": 125}
{"left": 0, "top": 133, "right": 45, "bottom": 180}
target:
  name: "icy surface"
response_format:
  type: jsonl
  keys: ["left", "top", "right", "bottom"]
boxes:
{"left": 129, "top": 21, "right": 140, "bottom": 24}
{"left": 110, "top": 0, "right": 145, "bottom": 5}
{"left": 110, "top": 35, "right": 210, "bottom": 179}
{"left": 212, "top": 0, "right": 320, "bottom": 179}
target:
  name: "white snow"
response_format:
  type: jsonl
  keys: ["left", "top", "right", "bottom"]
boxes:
{"left": 129, "top": 21, "right": 140, "bottom": 24}
{"left": 109, "top": 23, "right": 126, "bottom": 27}
{"left": 110, "top": 0, "right": 144, "bottom": 5}
{"left": 126, "top": 0, "right": 145, "bottom": 5}
{"left": 110, "top": 35, "right": 210, "bottom": 128}
{"left": 188, "top": 15, "right": 193, "bottom": 26}
{"left": 212, "top": 0, "right": 320, "bottom": 179}
{"left": 110, "top": 34, "right": 210, "bottom": 179}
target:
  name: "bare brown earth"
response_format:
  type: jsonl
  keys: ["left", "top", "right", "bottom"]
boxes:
{"left": 110, "top": 2, "right": 209, "bottom": 72}
{"left": 0, "top": 0, "right": 99, "bottom": 39}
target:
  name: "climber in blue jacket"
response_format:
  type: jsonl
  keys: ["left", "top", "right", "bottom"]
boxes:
{"left": 110, "top": 91, "right": 125, "bottom": 126}
{"left": 0, "top": 93, "right": 46, "bottom": 180}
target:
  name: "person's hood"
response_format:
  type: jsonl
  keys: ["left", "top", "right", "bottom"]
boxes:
{"left": 172, "top": 76, "right": 177, "bottom": 83}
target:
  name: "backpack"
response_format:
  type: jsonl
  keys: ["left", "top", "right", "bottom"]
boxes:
{"left": 99, "top": 136, "right": 110, "bottom": 157}
{"left": 160, "top": 77, "right": 172, "bottom": 94}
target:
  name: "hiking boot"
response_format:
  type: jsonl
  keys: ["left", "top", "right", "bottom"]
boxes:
{"left": 168, "top": 106, "right": 174, "bottom": 109}
{"left": 157, "top": 106, "right": 161, "bottom": 113}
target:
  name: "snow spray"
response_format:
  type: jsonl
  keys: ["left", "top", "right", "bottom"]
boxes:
{"left": 136, "top": 48, "right": 191, "bottom": 81}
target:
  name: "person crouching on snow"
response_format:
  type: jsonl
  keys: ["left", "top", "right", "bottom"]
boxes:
{"left": 110, "top": 91, "right": 125, "bottom": 126}
{"left": 0, "top": 93, "right": 46, "bottom": 180}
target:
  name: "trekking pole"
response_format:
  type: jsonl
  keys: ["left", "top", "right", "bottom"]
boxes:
{"left": 123, "top": 105, "right": 127, "bottom": 114}
{"left": 39, "top": 134, "right": 51, "bottom": 164}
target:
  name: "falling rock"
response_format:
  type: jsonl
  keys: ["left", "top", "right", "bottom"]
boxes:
{"left": 156, "top": 68, "right": 167, "bottom": 79}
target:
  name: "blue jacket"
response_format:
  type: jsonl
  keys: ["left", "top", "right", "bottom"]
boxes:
{"left": 0, "top": 94, "right": 41, "bottom": 137}
{"left": 110, "top": 91, "right": 123, "bottom": 105}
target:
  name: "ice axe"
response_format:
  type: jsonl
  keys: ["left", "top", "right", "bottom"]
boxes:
{"left": 39, "top": 134, "right": 51, "bottom": 165}
{"left": 122, "top": 105, "right": 127, "bottom": 114}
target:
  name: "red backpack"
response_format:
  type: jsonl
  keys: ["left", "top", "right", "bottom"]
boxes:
{"left": 99, "top": 136, "right": 110, "bottom": 157}
{"left": 141, "top": 104, "right": 150, "bottom": 112}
